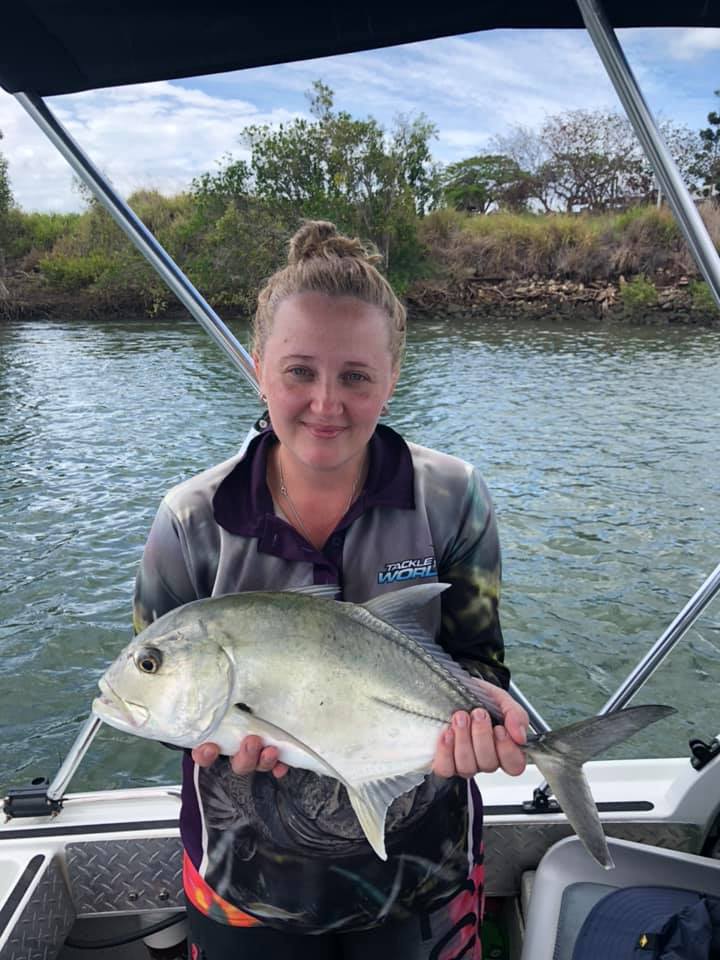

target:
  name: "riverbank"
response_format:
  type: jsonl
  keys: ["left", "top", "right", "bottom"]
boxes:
{"left": 2, "top": 269, "right": 718, "bottom": 326}
{"left": 2, "top": 203, "right": 720, "bottom": 325}
{"left": 406, "top": 274, "right": 720, "bottom": 325}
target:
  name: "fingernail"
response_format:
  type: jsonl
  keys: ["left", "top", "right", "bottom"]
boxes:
{"left": 200, "top": 746, "right": 215, "bottom": 763}
{"left": 472, "top": 709, "right": 487, "bottom": 724}
{"left": 444, "top": 729, "right": 454, "bottom": 746}
{"left": 495, "top": 726, "right": 507, "bottom": 741}
{"left": 454, "top": 713, "right": 468, "bottom": 729}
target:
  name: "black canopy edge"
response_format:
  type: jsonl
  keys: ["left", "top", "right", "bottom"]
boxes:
{"left": 2, "top": 2, "right": 720, "bottom": 98}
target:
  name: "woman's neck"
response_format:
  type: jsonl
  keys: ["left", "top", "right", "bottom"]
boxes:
{"left": 271, "top": 444, "right": 367, "bottom": 499}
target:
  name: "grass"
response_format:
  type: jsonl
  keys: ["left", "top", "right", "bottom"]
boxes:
{"left": 419, "top": 205, "right": 706, "bottom": 283}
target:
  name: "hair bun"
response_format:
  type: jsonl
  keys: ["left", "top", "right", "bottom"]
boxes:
{"left": 288, "top": 220, "right": 381, "bottom": 266}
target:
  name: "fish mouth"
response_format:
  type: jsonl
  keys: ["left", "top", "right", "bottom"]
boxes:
{"left": 93, "top": 678, "right": 149, "bottom": 730}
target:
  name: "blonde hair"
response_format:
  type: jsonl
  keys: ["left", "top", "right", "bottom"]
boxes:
{"left": 253, "top": 221, "right": 406, "bottom": 368}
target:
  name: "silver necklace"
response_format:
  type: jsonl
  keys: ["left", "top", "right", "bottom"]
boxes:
{"left": 278, "top": 453, "right": 360, "bottom": 546}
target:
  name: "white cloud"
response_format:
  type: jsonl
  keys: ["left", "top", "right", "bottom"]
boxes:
{"left": 667, "top": 28, "right": 720, "bottom": 61}
{"left": 0, "top": 27, "right": 715, "bottom": 212}
{"left": 0, "top": 81, "right": 297, "bottom": 212}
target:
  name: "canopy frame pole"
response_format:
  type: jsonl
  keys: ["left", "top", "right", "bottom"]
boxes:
{"left": 576, "top": 0, "right": 720, "bottom": 306}
{"left": 598, "top": 561, "right": 720, "bottom": 717}
{"left": 529, "top": 0, "right": 720, "bottom": 801}
{"left": 575, "top": 0, "right": 720, "bottom": 709}
{"left": 46, "top": 716, "right": 103, "bottom": 802}
{"left": 532, "top": 561, "right": 720, "bottom": 802}
{"left": 13, "top": 92, "right": 260, "bottom": 390}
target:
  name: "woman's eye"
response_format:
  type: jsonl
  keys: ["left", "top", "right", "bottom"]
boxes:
{"left": 287, "top": 367, "right": 312, "bottom": 378}
{"left": 342, "top": 371, "right": 369, "bottom": 383}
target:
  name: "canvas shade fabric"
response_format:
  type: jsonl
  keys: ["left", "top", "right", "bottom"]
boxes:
{"left": 2, "top": 1, "right": 720, "bottom": 97}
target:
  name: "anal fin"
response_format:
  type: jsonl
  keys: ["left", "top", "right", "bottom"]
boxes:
{"left": 347, "top": 770, "right": 428, "bottom": 861}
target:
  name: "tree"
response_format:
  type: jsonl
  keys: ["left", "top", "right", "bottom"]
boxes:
{"left": 691, "top": 90, "right": 720, "bottom": 202}
{"left": 537, "top": 110, "right": 644, "bottom": 211}
{"left": 494, "top": 111, "right": 700, "bottom": 212}
{"left": 0, "top": 129, "right": 12, "bottom": 219}
{"left": 491, "top": 125, "right": 555, "bottom": 212}
{"left": 441, "top": 154, "right": 531, "bottom": 214}
{"left": 241, "top": 81, "right": 440, "bottom": 268}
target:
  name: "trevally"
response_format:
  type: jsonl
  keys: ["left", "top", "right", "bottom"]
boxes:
{"left": 93, "top": 582, "right": 674, "bottom": 868}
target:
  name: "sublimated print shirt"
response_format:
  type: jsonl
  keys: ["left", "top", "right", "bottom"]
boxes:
{"left": 133, "top": 425, "right": 509, "bottom": 934}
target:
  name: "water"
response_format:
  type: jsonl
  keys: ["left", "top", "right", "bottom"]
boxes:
{"left": 1, "top": 315, "right": 720, "bottom": 792}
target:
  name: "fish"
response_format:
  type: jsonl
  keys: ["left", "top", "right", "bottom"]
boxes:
{"left": 93, "top": 581, "right": 675, "bottom": 868}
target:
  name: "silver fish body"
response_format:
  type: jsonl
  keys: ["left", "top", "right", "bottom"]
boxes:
{"left": 93, "top": 582, "right": 674, "bottom": 866}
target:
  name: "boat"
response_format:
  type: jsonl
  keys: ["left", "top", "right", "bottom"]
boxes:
{"left": 2, "top": 4, "right": 720, "bottom": 958}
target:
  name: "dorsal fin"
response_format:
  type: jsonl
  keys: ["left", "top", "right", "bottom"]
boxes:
{"left": 362, "top": 583, "right": 503, "bottom": 722}
{"left": 362, "top": 583, "right": 450, "bottom": 640}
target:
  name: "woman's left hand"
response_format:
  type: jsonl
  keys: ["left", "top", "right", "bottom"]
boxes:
{"left": 432, "top": 683, "right": 528, "bottom": 779}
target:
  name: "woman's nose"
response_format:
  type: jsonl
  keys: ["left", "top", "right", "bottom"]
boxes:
{"left": 309, "top": 378, "right": 342, "bottom": 415}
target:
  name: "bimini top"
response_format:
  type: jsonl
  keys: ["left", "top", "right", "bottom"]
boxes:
{"left": 2, "top": 1, "right": 720, "bottom": 98}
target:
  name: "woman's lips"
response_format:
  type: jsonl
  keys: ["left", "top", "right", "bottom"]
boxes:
{"left": 303, "top": 423, "right": 346, "bottom": 438}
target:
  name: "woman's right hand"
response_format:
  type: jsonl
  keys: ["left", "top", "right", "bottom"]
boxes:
{"left": 191, "top": 737, "right": 289, "bottom": 778}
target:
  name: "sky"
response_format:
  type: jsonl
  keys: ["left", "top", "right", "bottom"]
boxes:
{"left": 1, "top": 26, "right": 719, "bottom": 213}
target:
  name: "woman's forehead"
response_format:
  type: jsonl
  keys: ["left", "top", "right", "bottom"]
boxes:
{"left": 267, "top": 294, "right": 393, "bottom": 354}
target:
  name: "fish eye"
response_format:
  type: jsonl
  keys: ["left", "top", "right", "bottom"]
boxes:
{"left": 134, "top": 648, "right": 163, "bottom": 674}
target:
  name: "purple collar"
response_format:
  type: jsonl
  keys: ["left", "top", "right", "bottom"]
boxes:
{"left": 213, "top": 424, "right": 415, "bottom": 560}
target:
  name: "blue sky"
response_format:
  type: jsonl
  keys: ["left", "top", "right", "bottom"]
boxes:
{"left": 1, "top": 27, "right": 719, "bottom": 212}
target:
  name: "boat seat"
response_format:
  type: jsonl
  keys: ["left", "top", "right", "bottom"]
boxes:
{"left": 520, "top": 836, "right": 720, "bottom": 960}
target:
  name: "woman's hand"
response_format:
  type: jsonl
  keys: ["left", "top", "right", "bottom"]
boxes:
{"left": 432, "top": 685, "right": 528, "bottom": 779}
{"left": 191, "top": 737, "right": 289, "bottom": 778}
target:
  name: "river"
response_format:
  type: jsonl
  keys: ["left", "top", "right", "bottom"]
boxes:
{"left": 1, "top": 315, "right": 719, "bottom": 792}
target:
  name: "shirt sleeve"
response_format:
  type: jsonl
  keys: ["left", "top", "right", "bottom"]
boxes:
{"left": 132, "top": 500, "right": 199, "bottom": 634}
{"left": 437, "top": 469, "right": 510, "bottom": 690}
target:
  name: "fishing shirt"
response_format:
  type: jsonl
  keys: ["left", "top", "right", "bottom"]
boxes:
{"left": 133, "top": 424, "right": 509, "bottom": 934}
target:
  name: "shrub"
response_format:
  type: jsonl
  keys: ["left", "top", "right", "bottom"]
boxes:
{"left": 620, "top": 274, "right": 658, "bottom": 311}
{"left": 688, "top": 279, "right": 720, "bottom": 313}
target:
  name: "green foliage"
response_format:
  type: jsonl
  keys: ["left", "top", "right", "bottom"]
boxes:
{"left": 241, "top": 81, "right": 440, "bottom": 272}
{"left": 691, "top": 89, "right": 720, "bottom": 202}
{"left": 191, "top": 156, "right": 251, "bottom": 215}
{"left": 619, "top": 275, "right": 658, "bottom": 311}
{"left": 184, "top": 200, "right": 290, "bottom": 312}
{"left": 3, "top": 210, "right": 81, "bottom": 258}
{"left": 38, "top": 251, "right": 116, "bottom": 289}
{"left": 0, "top": 129, "right": 12, "bottom": 219}
{"left": 688, "top": 280, "right": 720, "bottom": 313}
{"left": 441, "top": 154, "right": 531, "bottom": 214}
{"left": 0, "top": 155, "right": 11, "bottom": 218}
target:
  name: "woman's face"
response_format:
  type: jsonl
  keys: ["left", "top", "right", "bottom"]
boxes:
{"left": 255, "top": 292, "right": 398, "bottom": 474}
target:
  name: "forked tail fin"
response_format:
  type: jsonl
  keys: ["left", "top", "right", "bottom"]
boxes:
{"left": 526, "top": 704, "right": 675, "bottom": 869}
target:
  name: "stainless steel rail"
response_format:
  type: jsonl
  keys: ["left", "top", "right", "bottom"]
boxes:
{"left": 46, "top": 715, "right": 103, "bottom": 801}
{"left": 600, "top": 561, "right": 720, "bottom": 716}
{"left": 577, "top": 0, "right": 720, "bottom": 307}
{"left": 510, "top": 681, "right": 551, "bottom": 735}
{"left": 14, "top": 92, "right": 260, "bottom": 391}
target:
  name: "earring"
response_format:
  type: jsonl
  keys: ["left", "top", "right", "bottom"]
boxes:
{"left": 260, "top": 393, "right": 267, "bottom": 404}
{"left": 381, "top": 401, "right": 390, "bottom": 416}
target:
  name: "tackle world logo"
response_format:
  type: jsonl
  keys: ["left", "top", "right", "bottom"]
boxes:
{"left": 377, "top": 556, "right": 437, "bottom": 584}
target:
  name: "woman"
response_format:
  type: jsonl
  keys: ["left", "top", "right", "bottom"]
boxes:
{"left": 133, "top": 221, "right": 528, "bottom": 959}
